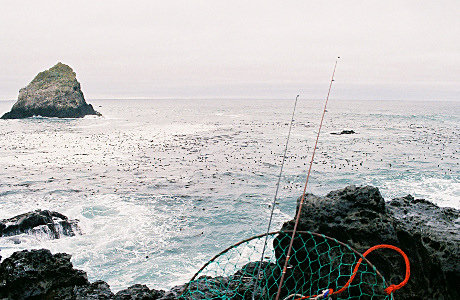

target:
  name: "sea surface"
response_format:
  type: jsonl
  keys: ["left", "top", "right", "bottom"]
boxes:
{"left": 0, "top": 99, "right": 458, "bottom": 291}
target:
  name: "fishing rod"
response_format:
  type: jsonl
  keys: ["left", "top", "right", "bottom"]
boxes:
{"left": 251, "top": 94, "right": 299, "bottom": 300}
{"left": 274, "top": 57, "right": 340, "bottom": 300}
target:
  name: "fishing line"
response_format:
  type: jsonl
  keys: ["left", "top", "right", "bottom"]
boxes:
{"left": 252, "top": 95, "right": 299, "bottom": 300}
{"left": 275, "top": 57, "right": 340, "bottom": 300}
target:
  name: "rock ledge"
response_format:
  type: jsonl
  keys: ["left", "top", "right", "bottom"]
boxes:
{"left": 281, "top": 185, "right": 459, "bottom": 299}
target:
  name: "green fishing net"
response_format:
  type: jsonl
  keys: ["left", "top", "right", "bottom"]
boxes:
{"left": 179, "top": 231, "right": 393, "bottom": 300}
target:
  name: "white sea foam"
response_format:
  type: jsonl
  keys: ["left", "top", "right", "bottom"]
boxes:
{"left": 0, "top": 99, "right": 458, "bottom": 291}
{"left": 390, "top": 176, "right": 459, "bottom": 208}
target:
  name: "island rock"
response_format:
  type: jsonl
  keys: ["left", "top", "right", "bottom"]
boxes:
{"left": 1, "top": 62, "right": 101, "bottom": 119}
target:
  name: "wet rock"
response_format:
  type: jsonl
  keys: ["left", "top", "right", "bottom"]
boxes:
{"left": 1, "top": 62, "right": 101, "bottom": 119}
{"left": 1, "top": 186, "right": 457, "bottom": 299}
{"left": 74, "top": 280, "right": 115, "bottom": 299}
{"left": 0, "top": 209, "right": 80, "bottom": 239}
{"left": 0, "top": 248, "right": 170, "bottom": 300}
{"left": 0, "top": 249, "right": 89, "bottom": 299}
{"left": 387, "top": 195, "right": 460, "bottom": 299}
{"left": 172, "top": 261, "right": 273, "bottom": 299}
{"left": 279, "top": 185, "right": 460, "bottom": 300}
{"left": 55, "top": 280, "right": 116, "bottom": 300}
{"left": 157, "top": 285, "right": 185, "bottom": 300}
{"left": 330, "top": 129, "right": 356, "bottom": 135}
{"left": 114, "top": 284, "right": 165, "bottom": 300}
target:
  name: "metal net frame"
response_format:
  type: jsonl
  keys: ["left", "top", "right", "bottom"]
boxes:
{"left": 179, "top": 231, "right": 394, "bottom": 300}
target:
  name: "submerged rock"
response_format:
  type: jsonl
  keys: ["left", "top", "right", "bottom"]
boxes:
{"left": 330, "top": 129, "right": 356, "bottom": 135}
{"left": 279, "top": 185, "right": 460, "bottom": 300}
{"left": 0, "top": 209, "right": 80, "bottom": 239}
{"left": 1, "top": 62, "right": 101, "bottom": 119}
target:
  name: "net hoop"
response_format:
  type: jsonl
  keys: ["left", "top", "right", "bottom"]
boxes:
{"left": 179, "top": 230, "right": 394, "bottom": 299}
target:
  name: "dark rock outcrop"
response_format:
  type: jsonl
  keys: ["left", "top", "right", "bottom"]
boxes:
{"left": 1, "top": 186, "right": 457, "bottom": 299}
{"left": 174, "top": 261, "right": 272, "bottom": 299}
{"left": 0, "top": 249, "right": 89, "bottom": 299}
{"left": 0, "top": 249, "right": 167, "bottom": 300}
{"left": 1, "top": 62, "right": 101, "bottom": 119}
{"left": 330, "top": 129, "right": 356, "bottom": 135}
{"left": 387, "top": 195, "right": 460, "bottom": 298}
{"left": 280, "top": 185, "right": 460, "bottom": 300}
{"left": 0, "top": 209, "right": 80, "bottom": 239}
{"left": 114, "top": 284, "right": 165, "bottom": 300}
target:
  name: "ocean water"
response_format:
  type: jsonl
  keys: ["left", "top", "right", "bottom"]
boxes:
{"left": 0, "top": 99, "right": 458, "bottom": 291}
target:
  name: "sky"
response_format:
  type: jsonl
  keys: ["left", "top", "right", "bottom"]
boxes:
{"left": 1, "top": 1, "right": 459, "bottom": 101}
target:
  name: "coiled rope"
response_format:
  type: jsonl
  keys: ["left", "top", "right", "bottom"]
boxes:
{"left": 179, "top": 230, "right": 408, "bottom": 299}
{"left": 291, "top": 244, "right": 411, "bottom": 300}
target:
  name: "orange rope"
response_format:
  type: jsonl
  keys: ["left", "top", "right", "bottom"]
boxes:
{"left": 296, "top": 244, "right": 410, "bottom": 299}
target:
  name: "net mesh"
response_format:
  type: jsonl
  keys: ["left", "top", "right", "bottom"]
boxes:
{"left": 179, "top": 231, "right": 393, "bottom": 300}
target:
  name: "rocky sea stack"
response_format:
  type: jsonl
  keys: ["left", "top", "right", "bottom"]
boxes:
{"left": 1, "top": 62, "right": 101, "bottom": 119}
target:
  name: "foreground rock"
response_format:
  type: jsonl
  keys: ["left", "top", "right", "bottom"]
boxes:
{"left": 0, "top": 249, "right": 168, "bottom": 300}
{"left": 1, "top": 62, "right": 100, "bottom": 119}
{"left": 0, "top": 248, "right": 260, "bottom": 300}
{"left": 1, "top": 186, "right": 458, "bottom": 299}
{"left": 280, "top": 185, "right": 459, "bottom": 300}
{"left": 114, "top": 284, "right": 166, "bottom": 300}
{"left": 0, "top": 209, "right": 80, "bottom": 240}
{"left": 0, "top": 249, "right": 90, "bottom": 299}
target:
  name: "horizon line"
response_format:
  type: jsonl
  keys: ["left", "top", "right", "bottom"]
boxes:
{"left": 1, "top": 97, "right": 458, "bottom": 102}
{"left": 89, "top": 97, "right": 458, "bottom": 102}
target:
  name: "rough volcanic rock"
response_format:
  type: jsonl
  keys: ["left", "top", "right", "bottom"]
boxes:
{"left": 0, "top": 249, "right": 89, "bottom": 299}
{"left": 0, "top": 249, "right": 169, "bottom": 300}
{"left": 114, "top": 284, "right": 165, "bottom": 300}
{"left": 279, "top": 185, "right": 460, "bottom": 300}
{"left": 0, "top": 248, "right": 267, "bottom": 300}
{"left": 1, "top": 186, "right": 457, "bottom": 299}
{"left": 73, "top": 280, "right": 115, "bottom": 299}
{"left": 1, "top": 62, "right": 101, "bottom": 119}
{"left": 157, "top": 285, "right": 187, "bottom": 300}
{"left": 167, "top": 261, "right": 275, "bottom": 299}
{"left": 0, "top": 209, "right": 80, "bottom": 239}
{"left": 387, "top": 195, "right": 460, "bottom": 298}
{"left": 54, "top": 280, "right": 115, "bottom": 300}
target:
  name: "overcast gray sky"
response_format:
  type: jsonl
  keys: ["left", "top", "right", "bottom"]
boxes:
{"left": 1, "top": 1, "right": 459, "bottom": 101}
